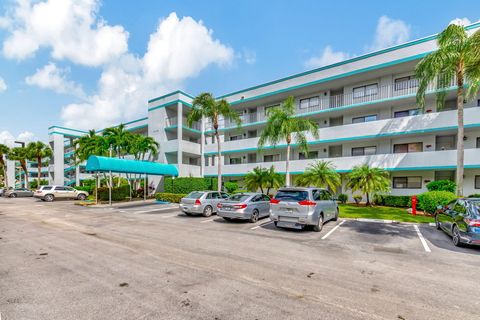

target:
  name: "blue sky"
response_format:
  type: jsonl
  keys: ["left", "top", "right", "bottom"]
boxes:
{"left": 0, "top": 0, "right": 478, "bottom": 143}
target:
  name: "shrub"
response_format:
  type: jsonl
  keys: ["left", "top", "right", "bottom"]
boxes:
{"left": 374, "top": 194, "right": 412, "bottom": 207}
{"left": 468, "top": 194, "right": 480, "bottom": 198}
{"left": 75, "top": 185, "right": 95, "bottom": 194}
{"left": 155, "top": 192, "right": 186, "bottom": 203}
{"left": 417, "top": 191, "right": 457, "bottom": 214}
{"left": 30, "top": 179, "right": 48, "bottom": 189}
{"left": 353, "top": 195, "right": 362, "bottom": 204}
{"left": 426, "top": 180, "right": 456, "bottom": 193}
{"left": 337, "top": 194, "right": 348, "bottom": 204}
{"left": 96, "top": 185, "right": 131, "bottom": 201}
{"left": 224, "top": 182, "right": 239, "bottom": 193}
{"left": 164, "top": 177, "right": 218, "bottom": 194}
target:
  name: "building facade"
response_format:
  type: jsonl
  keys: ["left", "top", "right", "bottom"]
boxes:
{"left": 47, "top": 22, "right": 480, "bottom": 197}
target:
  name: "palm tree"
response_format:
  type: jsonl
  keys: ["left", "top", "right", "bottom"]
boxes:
{"left": 75, "top": 130, "right": 109, "bottom": 162}
{"left": 296, "top": 160, "right": 341, "bottom": 192}
{"left": 416, "top": 23, "right": 480, "bottom": 196}
{"left": 346, "top": 164, "right": 390, "bottom": 206}
{"left": 244, "top": 166, "right": 284, "bottom": 194}
{"left": 258, "top": 96, "right": 319, "bottom": 186}
{"left": 130, "top": 135, "right": 159, "bottom": 161}
{"left": 103, "top": 124, "right": 132, "bottom": 158}
{"left": 8, "top": 147, "right": 29, "bottom": 189}
{"left": 0, "top": 144, "right": 10, "bottom": 188}
{"left": 264, "top": 166, "right": 284, "bottom": 195}
{"left": 187, "top": 92, "right": 242, "bottom": 191}
{"left": 27, "top": 141, "right": 52, "bottom": 189}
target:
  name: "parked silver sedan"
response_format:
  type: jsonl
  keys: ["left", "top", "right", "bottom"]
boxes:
{"left": 217, "top": 193, "right": 271, "bottom": 223}
{"left": 4, "top": 188, "right": 34, "bottom": 198}
{"left": 180, "top": 191, "right": 230, "bottom": 217}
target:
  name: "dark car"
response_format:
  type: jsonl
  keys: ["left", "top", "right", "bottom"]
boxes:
{"left": 435, "top": 198, "right": 480, "bottom": 247}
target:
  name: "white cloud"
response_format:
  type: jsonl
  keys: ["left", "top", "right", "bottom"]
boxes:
{"left": 304, "top": 45, "right": 350, "bottom": 68}
{"left": 61, "top": 12, "right": 234, "bottom": 129}
{"left": 369, "top": 16, "right": 411, "bottom": 51}
{"left": 449, "top": 17, "right": 472, "bottom": 26}
{"left": 0, "top": 130, "right": 36, "bottom": 147}
{"left": 242, "top": 49, "right": 256, "bottom": 65}
{"left": 0, "top": 77, "right": 6, "bottom": 92}
{"left": 1, "top": 0, "right": 128, "bottom": 66}
{"left": 25, "top": 62, "right": 85, "bottom": 98}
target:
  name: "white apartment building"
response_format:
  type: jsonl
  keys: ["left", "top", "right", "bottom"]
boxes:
{"left": 47, "top": 22, "right": 480, "bottom": 197}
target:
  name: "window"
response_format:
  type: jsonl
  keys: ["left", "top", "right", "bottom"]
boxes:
{"left": 251, "top": 195, "right": 262, "bottom": 202}
{"left": 476, "top": 176, "right": 480, "bottom": 189}
{"left": 264, "top": 154, "right": 280, "bottom": 162}
{"left": 352, "top": 146, "right": 376, "bottom": 156}
{"left": 229, "top": 157, "right": 242, "bottom": 165}
{"left": 477, "top": 137, "right": 480, "bottom": 148}
{"left": 393, "top": 176, "right": 422, "bottom": 189}
{"left": 247, "top": 130, "right": 257, "bottom": 138}
{"left": 229, "top": 134, "right": 242, "bottom": 141}
{"left": 353, "top": 83, "right": 378, "bottom": 98}
{"left": 274, "top": 190, "right": 308, "bottom": 201}
{"left": 320, "top": 190, "right": 332, "bottom": 200}
{"left": 299, "top": 151, "right": 318, "bottom": 160}
{"left": 436, "top": 135, "right": 456, "bottom": 151}
{"left": 265, "top": 104, "right": 280, "bottom": 115}
{"left": 55, "top": 186, "right": 66, "bottom": 191}
{"left": 352, "top": 114, "right": 377, "bottom": 124}
{"left": 435, "top": 171, "right": 455, "bottom": 181}
{"left": 247, "top": 153, "right": 256, "bottom": 163}
{"left": 393, "top": 142, "right": 423, "bottom": 153}
{"left": 394, "top": 76, "right": 418, "bottom": 91}
{"left": 329, "top": 145, "right": 343, "bottom": 158}
{"left": 261, "top": 194, "right": 270, "bottom": 201}
{"left": 329, "top": 116, "right": 343, "bottom": 127}
{"left": 394, "top": 109, "right": 420, "bottom": 118}
{"left": 299, "top": 96, "right": 320, "bottom": 109}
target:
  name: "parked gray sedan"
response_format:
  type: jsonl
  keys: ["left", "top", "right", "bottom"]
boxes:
{"left": 4, "top": 188, "right": 34, "bottom": 198}
{"left": 270, "top": 187, "right": 338, "bottom": 232}
{"left": 180, "top": 191, "right": 229, "bottom": 217}
{"left": 217, "top": 193, "right": 271, "bottom": 223}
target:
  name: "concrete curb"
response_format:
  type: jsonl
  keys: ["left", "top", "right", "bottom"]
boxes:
{"left": 342, "top": 217, "right": 434, "bottom": 226}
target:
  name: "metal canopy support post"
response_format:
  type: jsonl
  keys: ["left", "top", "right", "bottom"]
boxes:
{"left": 95, "top": 173, "right": 98, "bottom": 205}
{"left": 144, "top": 174, "right": 147, "bottom": 201}
{"left": 109, "top": 170, "right": 112, "bottom": 206}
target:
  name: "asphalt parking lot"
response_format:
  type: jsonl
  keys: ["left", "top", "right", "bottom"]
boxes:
{"left": 1, "top": 198, "right": 479, "bottom": 320}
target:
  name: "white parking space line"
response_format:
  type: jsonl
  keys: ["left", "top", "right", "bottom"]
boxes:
{"left": 414, "top": 225, "right": 431, "bottom": 253}
{"left": 161, "top": 214, "right": 179, "bottom": 218}
{"left": 321, "top": 220, "right": 346, "bottom": 240}
{"left": 133, "top": 206, "right": 178, "bottom": 214}
{"left": 201, "top": 218, "right": 216, "bottom": 223}
{"left": 250, "top": 221, "right": 274, "bottom": 230}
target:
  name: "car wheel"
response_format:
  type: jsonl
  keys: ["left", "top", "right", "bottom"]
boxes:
{"left": 274, "top": 221, "right": 278, "bottom": 227}
{"left": 332, "top": 208, "right": 339, "bottom": 221}
{"left": 435, "top": 215, "right": 441, "bottom": 230}
{"left": 10, "top": 193, "right": 17, "bottom": 198}
{"left": 249, "top": 209, "right": 259, "bottom": 223}
{"left": 313, "top": 214, "right": 324, "bottom": 232}
{"left": 452, "top": 225, "right": 463, "bottom": 247}
{"left": 44, "top": 194, "right": 54, "bottom": 202}
{"left": 202, "top": 205, "right": 213, "bottom": 217}
{"left": 77, "top": 194, "right": 86, "bottom": 201}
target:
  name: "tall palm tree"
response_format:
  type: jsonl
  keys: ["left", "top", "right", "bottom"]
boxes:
{"left": 416, "top": 23, "right": 480, "bottom": 196}
{"left": 27, "top": 141, "right": 52, "bottom": 189}
{"left": 296, "top": 160, "right": 341, "bottom": 192}
{"left": 130, "top": 135, "right": 159, "bottom": 161}
{"left": 258, "top": 96, "right": 319, "bottom": 186}
{"left": 263, "top": 166, "right": 284, "bottom": 195}
{"left": 103, "top": 124, "right": 132, "bottom": 158}
{"left": 9, "top": 147, "right": 29, "bottom": 189}
{"left": 244, "top": 166, "right": 284, "bottom": 194}
{"left": 187, "top": 92, "right": 242, "bottom": 191}
{"left": 74, "top": 130, "right": 109, "bottom": 162}
{"left": 0, "top": 144, "right": 10, "bottom": 188}
{"left": 346, "top": 164, "right": 390, "bottom": 206}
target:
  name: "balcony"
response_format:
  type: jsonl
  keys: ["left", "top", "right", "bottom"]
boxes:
{"left": 165, "top": 117, "right": 201, "bottom": 131}
{"left": 204, "top": 149, "right": 480, "bottom": 176}
{"left": 205, "top": 78, "right": 456, "bottom": 131}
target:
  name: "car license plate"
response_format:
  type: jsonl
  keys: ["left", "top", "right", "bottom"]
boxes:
{"left": 280, "top": 216, "right": 297, "bottom": 223}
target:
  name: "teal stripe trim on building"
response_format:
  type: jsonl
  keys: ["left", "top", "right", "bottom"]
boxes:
{"left": 148, "top": 100, "right": 193, "bottom": 112}
{"left": 204, "top": 122, "right": 480, "bottom": 156}
{"left": 148, "top": 90, "right": 194, "bottom": 104}
{"left": 123, "top": 117, "right": 148, "bottom": 126}
{"left": 48, "top": 126, "right": 88, "bottom": 134}
{"left": 164, "top": 125, "right": 202, "bottom": 134}
{"left": 49, "top": 131, "right": 82, "bottom": 138}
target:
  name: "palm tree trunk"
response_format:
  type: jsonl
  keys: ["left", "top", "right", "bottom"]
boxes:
{"left": 366, "top": 193, "right": 370, "bottom": 206}
{"left": 22, "top": 162, "right": 29, "bottom": 189}
{"left": 1, "top": 161, "right": 8, "bottom": 189}
{"left": 456, "top": 67, "right": 465, "bottom": 196}
{"left": 286, "top": 144, "right": 291, "bottom": 186}
{"left": 215, "top": 130, "right": 222, "bottom": 191}
{"left": 37, "top": 156, "right": 41, "bottom": 189}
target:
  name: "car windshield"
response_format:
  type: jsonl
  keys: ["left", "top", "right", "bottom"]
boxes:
{"left": 468, "top": 201, "right": 480, "bottom": 216}
{"left": 185, "top": 191, "right": 204, "bottom": 199}
{"left": 275, "top": 190, "right": 308, "bottom": 201}
{"left": 228, "top": 194, "right": 250, "bottom": 202}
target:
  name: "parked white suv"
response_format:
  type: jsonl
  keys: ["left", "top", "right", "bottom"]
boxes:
{"left": 34, "top": 185, "right": 89, "bottom": 202}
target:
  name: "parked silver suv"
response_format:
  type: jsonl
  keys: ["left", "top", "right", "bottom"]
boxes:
{"left": 180, "top": 191, "right": 229, "bottom": 217}
{"left": 34, "top": 185, "right": 89, "bottom": 202}
{"left": 269, "top": 187, "right": 338, "bottom": 232}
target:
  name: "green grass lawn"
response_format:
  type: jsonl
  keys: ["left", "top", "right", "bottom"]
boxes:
{"left": 338, "top": 204, "right": 434, "bottom": 223}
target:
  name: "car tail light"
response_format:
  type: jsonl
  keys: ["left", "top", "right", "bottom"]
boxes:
{"left": 233, "top": 204, "right": 247, "bottom": 209}
{"left": 217, "top": 203, "right": 222, "bottom": 208}
{"left": 466, "top": 219, "right": 480, "bottom": 227}
{"left": 195, "top": 199, "right": 201, "bottom": 205}
{"left": 270, "top": 199, "right": 280, "bottom": 204}
{"left": 298, "top": 200, "right": 316, "bottom": 206}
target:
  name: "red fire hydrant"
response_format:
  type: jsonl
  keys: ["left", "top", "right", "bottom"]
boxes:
{"left": 411, "top": 195, "right": 417, "bottom": 216}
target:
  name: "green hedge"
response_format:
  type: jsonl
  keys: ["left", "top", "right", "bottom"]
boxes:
{"left": 155, "top": 192, "right": 186, "bottom": 203}
{"left": 97, "top": 185, "right": 131, "bottom": 201}
{"left": 426, "top": 180, "right": 456, "bottom": 193}
{"left": 164, "top": 177, "right": 218, "bottom": 194}
{"left": 374, "top": 195, "right": 412, "bottom": 207}
{"left": 75, "top": 185, "right": 95, "bottom": 194}
{"left": 224, "top": 182, "right": 238, "bottom": 193}
{"left": 417, "top": 191, "right": 457, "bottom": 214}
{"left": 337, "top": 194, "right": 348, "bottom": 204}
